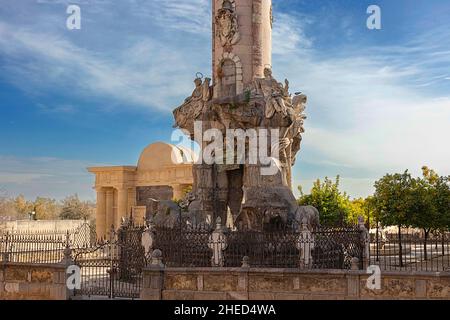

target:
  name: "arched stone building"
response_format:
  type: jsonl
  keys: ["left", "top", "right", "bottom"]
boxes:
{"left": 88, "top": 142, "right": 194, "bottom": 238}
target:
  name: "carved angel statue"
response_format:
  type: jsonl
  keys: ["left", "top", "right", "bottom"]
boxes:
{"left": 289, "top": 92, "right": 308, "bottom": 165}
{"left": 173, "top": 76, "right": 211, "bottom": 128}
{"left": 254, "top": 68, "right": 291, "bottom": 119}
{"left": 215, "top": 1, "right": 240, "bottom": 47}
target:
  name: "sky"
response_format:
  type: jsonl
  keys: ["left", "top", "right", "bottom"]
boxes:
{"left": 0, "top": 0, "right": 449, "bottom": 201}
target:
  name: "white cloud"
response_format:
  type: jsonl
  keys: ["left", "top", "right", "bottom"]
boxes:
{"left": 132, "top": 0, "right": 211, "bottom": 34}
{"left": 272, "top": 12, "right": 450, "bottom": 197}
{"left": 272, "top": 12, "right": 313, "bottom": 55}
{"left": 1, "top": 2, "right": 449, "bottom": 201}
{"left": 0, "top": 19, "right": 207, "bottom": 112}
{"left": 0, "top": 156, "right": 103, "bottom": 201}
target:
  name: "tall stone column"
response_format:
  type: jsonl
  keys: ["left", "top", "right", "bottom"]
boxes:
{"left": 105, "top": 189, "right": 114, "bottom": 231}
{"left": 128, "top": 188, "right": 136, "bottom": 218}
{"left": 95, "top": 188, "right": 106, "bottom": 239}
{"left": 116, "top": 187, "right": 128, "bottom": 228}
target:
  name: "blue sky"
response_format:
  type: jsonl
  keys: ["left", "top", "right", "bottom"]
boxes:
{"left": 0, "top": 0, "right": 449, "bottom": 201}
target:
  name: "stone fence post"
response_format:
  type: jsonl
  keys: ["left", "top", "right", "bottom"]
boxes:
{"left": 2, "top": 231, "right": 10, "bottom": 263}
{"left": 60, "top": 231, "right": 74, "bottom": 300}
{"left": 296, "top": 218, "right": 315, "bottom": 269}
{"left": 358, "top": 216, "right": 370, "bottom": 270}
{"left": 208, "top": 218, "right": 228, "bottom": 267}
{"left": 141, "top": 222, "right": 156, "bottom": 261}
{"left": 140, "top": 249, "right": 165, "bottom": 300}
{"left": 60, "top": 231, "right": 74, "bottom": 266}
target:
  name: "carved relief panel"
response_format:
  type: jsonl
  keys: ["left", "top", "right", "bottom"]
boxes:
{"left": 215, "top": 0, "right": 240, "bottom": 49}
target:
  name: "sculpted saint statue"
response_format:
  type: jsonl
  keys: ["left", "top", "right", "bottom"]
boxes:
{"left": 254, "top": 68, "right": 291, "bottom": 119}
{"left": 289, "top": 93, "right": 308, "bottom": 165}
{"left": 173, "top": 77, "right": 211, "bottom": 128}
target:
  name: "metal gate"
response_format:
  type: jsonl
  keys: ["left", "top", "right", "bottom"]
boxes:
{"left": 73, "top": 225, "right": 146, "bottom": 299}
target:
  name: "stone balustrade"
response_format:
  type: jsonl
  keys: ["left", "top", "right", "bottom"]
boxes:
{"left": 141, "top": 265, "right": 450, "bottom": 300}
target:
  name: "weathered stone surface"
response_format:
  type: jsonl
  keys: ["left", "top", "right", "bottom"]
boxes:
{"left": 162, "top": 290, "right": 195, "bottom": 300}
{"left": 415, "top": 279, "right": 427, "bottom": 298}
{"left": 427, "top": 278, "right": 450, "bottom": 299}
{"left": 274, "top": 293, "right": 304, "bottom": 300}
{"left": 204, "top": 274, "right": 238, "bottom": 291}
{"left": 5, "top": 267, "right": 29, "bottom": 282}
{"left": 4, "top": 282, "right": 20, "bottom": 293}
{"left": 360, "top": 277, "right": 415, "bottom": 298}
{"left": 303, "top": 295, "right": 340, "bottom": 300}
{"left": 248, "top": 292, "right": 275, "bottom": 300}
{"left": 165, "top": 274, "right": 198, "bottom": 291}
{"left": 296, "top": 275, "right": 346, "bottom": 294}
{"left": 194, "top": 292, "right": 228, "bottom": 300}
{"left": 140, "top": 289, "right": 161, "bottom": 301}
{"left": 31, "top": 270, "right": 53, "bottom": 283}
{"left": 227, "top": 291, "right": 248, "bottom": 300}
{"left": 249, "top": 276, "right": 293, "bottom": 292}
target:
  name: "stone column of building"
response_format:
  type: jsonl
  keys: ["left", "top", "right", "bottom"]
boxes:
{"left": 105, "top": 189, "right": 114, "bottom": 231}
{"left": 116, "top": 187, "right": 128, "bottom": 228}
{"left": 95, "top": 188, "right": 106, "bottom": 239}
{"left": 128, "top": 188, "right": 137, "bottom": 220}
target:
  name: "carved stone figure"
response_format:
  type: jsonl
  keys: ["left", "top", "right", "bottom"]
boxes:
{"left": 254, "top": 68, "right": 291, "bottom": 119}
{"left": 173, "top": 77, "right": 211, "bottom": 129}
{"left": 289, "top": 93, "right": 308, "bottom": 165}
{"left": 215, "top": 1, "right": 240, "bottom": 48}
{"left": 294, "top": 206, "right": 320, "bottom": 230}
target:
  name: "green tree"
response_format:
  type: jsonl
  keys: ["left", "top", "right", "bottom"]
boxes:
{"left": 373, "top": 171, "right": 415, "bottom": 267}
{"left": 298, "top": 176, "right": 354, "bottom": 226}
{"left": 59, "top": 194, "right": 94, "bottom": 220}
{"left": 421, "top": 167, "right": 450, "bottom": 256}
{"left": 408, "top": 176, "right": 438, "bottom": 260}
{"left": 346, "top": 197, "right": 378, "bottom": 228}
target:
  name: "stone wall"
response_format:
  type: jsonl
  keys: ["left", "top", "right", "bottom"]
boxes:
{"left": 1, "top": 220, "right": 87, "bottom": 233}
{"left": 141, "top": 267, "right": 450, "bottom": 300}
{"left": 0, "top": 263, "right": 68, "bottom": 300}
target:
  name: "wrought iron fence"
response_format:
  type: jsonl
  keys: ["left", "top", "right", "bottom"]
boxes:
{"left": 153, "top": 223, "right": 212, "bottom": 268}
{"left": 5, "top": 218, "right": 449, "bottom": 273}
{"left": 0, "top": 222, "right": 97, "bottom": 264}
{"left": 369, "top": 230, "right": 450, "bottom": 272}
{"left": 152, "top": 222, "right": 365, "bottom": 270}
{"left": 72, "top": 224, "right": 146, "bottom": 299}
{"left": 0, "top": 231, "right": 66, "bottom": 263}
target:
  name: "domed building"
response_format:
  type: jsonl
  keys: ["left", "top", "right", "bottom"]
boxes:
{"left": 88, "top": 142, "right": 194, "bottom": 238}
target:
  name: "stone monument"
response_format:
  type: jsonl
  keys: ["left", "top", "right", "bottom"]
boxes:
{"left": 173, "top": 0, "right": 317, "bottom": 231}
